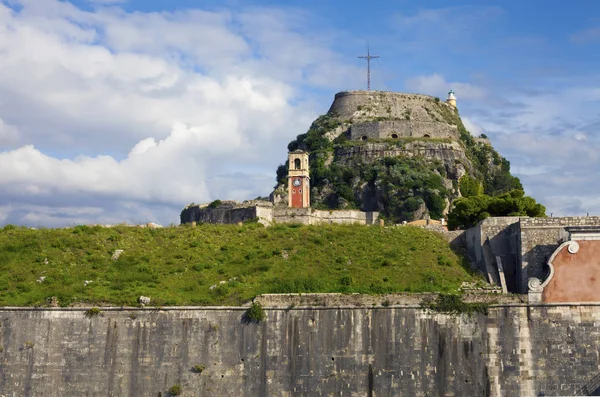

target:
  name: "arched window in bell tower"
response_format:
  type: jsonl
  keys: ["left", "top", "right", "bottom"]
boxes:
{"left": 294, "top": 158, "right": 301, "bottom": 170}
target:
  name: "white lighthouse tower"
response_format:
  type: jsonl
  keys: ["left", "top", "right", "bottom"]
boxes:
{"left": 446, "top": 89, "right": 457, "bottom": 108}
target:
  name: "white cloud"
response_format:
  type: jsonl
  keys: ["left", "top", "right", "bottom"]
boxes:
{"left": 0, "top": 0, "right": 356, "bottom": 227}
{"left": 461, "top": 117, "right": 483, "bottom": 136}
{"left": 0, "top": 117, "right": 19, "bottom": 147}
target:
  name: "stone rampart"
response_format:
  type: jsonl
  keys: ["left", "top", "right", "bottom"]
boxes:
{"left": 272, "top": 207, "right": 379, "bottom": 225}
{"left": 459, "top": 216, "right": 600, "bottom": 294}
{"left": 180, "top": 203, "right": 379, "bottom": 226}
{"left": 518, "top": 216, "right": 600, "bottom": 293}
{"left": 328, "top": 90, "right": 454, "bottom": 123}
{"left": 349, "top": 120, "right": 459, "bottom": 140}
{"left": 1, "top": 305, "right": 600, "bottom": 396}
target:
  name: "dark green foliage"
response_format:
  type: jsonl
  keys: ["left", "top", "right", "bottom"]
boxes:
{"left": 276, "top": 162, "right": 288, "bottom": 184}
{"left": 207, "top": 200, "right": 222, "bottom": 209}
{"left": 448, "top": 189, "right": 546, "bottom": 230}
{"left": 422, "top": 293, "right": 490, "bottom": 315}
{"left": 243, "top": 302, "right": 266, "bottom": 323}
{"left": 84, "top": 307, "right": 102, "bottom": 318}
{"left": 168, "top": 384, "right": 182, "bottom": 396}
{"left": 311, "top": 156, "right": 448, "bottom": 222}
{"left": 459, "top": 175, "right": 483, "bottom": 198}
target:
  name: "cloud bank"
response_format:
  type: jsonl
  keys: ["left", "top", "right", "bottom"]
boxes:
{"left": 0, "top": 0, "right": 361, "bottom": 227}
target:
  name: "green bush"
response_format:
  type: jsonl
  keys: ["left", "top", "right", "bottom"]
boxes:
{"left": 243, "top": 302, "right": 266, "bottom": 323}
{"left": 448, "top": 189, "right": 546, "bottom": 230}
{"left": 422, "top": 293, "right": 490, "bottom": 315}
{"left": 168, "top": 384, "right": 182, "bottom": 396}
{"left": 84, "top": 307, "right": 102, "bottom": 318}
{"left": 207, "top": 200, "right": 222, "bottom": 209}
{"left": 192, "top": 364, "right": 206, "bottom": 374}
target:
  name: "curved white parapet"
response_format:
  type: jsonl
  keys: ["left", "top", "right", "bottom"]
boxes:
{"left": 528, "top": 240, "right": 580, "bottom": 303}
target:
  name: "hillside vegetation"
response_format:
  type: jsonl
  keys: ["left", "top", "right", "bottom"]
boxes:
{"left": 0, "top": 223, "right": 476, "bottom": 307}
{"left": 273, "top": 92, "right": 539, "bottom": 225}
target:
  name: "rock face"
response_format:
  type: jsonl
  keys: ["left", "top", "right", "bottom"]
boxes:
{"left": 276, "top": 90, "right": 516, "bottom": 222}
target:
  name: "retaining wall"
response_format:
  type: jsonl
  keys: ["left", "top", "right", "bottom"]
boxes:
{"left": 1, "top": 305, "right": 599, "bottom": 396}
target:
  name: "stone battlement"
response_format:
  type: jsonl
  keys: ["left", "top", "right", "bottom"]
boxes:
{"left": 180, "top": 202, "right": 379, "bottom": 226}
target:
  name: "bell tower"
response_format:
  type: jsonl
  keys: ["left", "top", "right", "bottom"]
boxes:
{"left": 288, "top": 150, "right": 310, "bottom": 208}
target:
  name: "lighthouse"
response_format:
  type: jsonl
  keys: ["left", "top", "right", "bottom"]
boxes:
{"left": 446, "top": 89, "right": 457, "bottom": 108}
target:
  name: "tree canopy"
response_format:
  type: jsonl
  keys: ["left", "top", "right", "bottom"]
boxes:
{"left": 447, "top": 189, "right": 546, "bottom": 230}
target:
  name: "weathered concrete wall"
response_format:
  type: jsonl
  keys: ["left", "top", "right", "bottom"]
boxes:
{"left": 1, "top": 305, "right": 600, "bottom": 397}
{"left": 349, "top": 120, "right": 459, "bottom": 140}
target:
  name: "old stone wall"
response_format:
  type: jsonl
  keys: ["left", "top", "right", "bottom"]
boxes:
{"left": 180, "top": 201, "right": 273, "bottom": 226}
{"left": 334, "top": 141, "right": 469, "bottom": 180}
{"left": 519, "top": 216, "right": 600, "bottom": 293}
{"left": 459, "top": 216, "right": 600, "bottom": 294}
{"left": 463, "top": 217, "right": 521, "bottom": 290}
{"left": 181, "top": 204, "right": 379, "bottom": 227}
{"left": 349, "top": 120, "right": 459, "bottom": 140}
{"left": 328, "top": 90, "right": 455, "bottom": 123}
{"left": 272, "top": 207, "right": 379, "bottom": 225}
{"left": 1, "top": 305, "right": 600, "bottom": 396}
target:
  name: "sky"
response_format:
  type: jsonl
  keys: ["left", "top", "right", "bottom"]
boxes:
{"left": 0, "top": 0, "right": 599, "bottom": 227}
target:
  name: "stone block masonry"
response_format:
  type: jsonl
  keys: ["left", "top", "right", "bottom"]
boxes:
{"left": 456, "top": 216, "right": 600, "bottom": 294}
{"left": 180, "top": 201, "right": 379, "bottom": 226}
{"left": 350, "top": 120, "right": 459, "bottom": 141}
{"left": 1, "top": 305, "right": 599, "bottom": 396}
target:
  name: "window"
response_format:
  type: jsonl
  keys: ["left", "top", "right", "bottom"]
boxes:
{"left": 299, "top": 189, "right": 302, "bottom": 193}
{"left": 294, "top": 158, "right": 301, "bottom": 169}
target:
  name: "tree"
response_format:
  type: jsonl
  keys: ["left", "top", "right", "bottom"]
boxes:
{"left": 448, "top": 189, "right": 546, "bottom": 230}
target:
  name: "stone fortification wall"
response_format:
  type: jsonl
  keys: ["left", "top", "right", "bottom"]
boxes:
{"left": 349, "top": 120, "right": 459, "bottom": 140}
{"left": 459, "top": 216, "right": 600, "bottom": 294}
{"left": 272, "top": 207, "right": 379, "bottom": 225}
{"left": 518, "top": 216, "right": 600, "bottom": 294}
{"left": 464, "top": 217, "right": 521, "bottom": 291}
{"left": 1, "top": 305, "right": 600, "bottom": 396}
{"left": 334, "top": 141, "right": 468, "bottom": 180}
{"left": 180, "top": 201, "right": 273, "bottom": 226}
{"left": 180, "top": 203, "right": 378, "bottom": 226}
{"left": 328, "top": 90, "right": 455, "bottom": 123}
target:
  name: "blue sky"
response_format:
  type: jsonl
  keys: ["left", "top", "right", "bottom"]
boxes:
{"left": 0, "top": 0, "right": 599, "bottom": 226}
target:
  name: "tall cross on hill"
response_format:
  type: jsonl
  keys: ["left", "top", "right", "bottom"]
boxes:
{"left": 358, "top": 46, "right": 379, "bottom": 90}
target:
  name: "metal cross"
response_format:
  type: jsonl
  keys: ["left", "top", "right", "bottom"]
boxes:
{"left": 358, "top": 46, "right": 379, "bottom": 90}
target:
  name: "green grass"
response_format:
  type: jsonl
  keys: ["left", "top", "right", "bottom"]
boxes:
{"left": 0, "top": 223, "right": 477, "bottom": 307}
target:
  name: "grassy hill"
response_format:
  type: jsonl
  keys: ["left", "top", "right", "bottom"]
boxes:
{"left": 0, "top": 223, "right": 477, "bottom": 307}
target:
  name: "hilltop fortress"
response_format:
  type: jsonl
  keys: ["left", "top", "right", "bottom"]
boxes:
{"left": 181, "top": 89, "right": 468, "bottom": 226}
